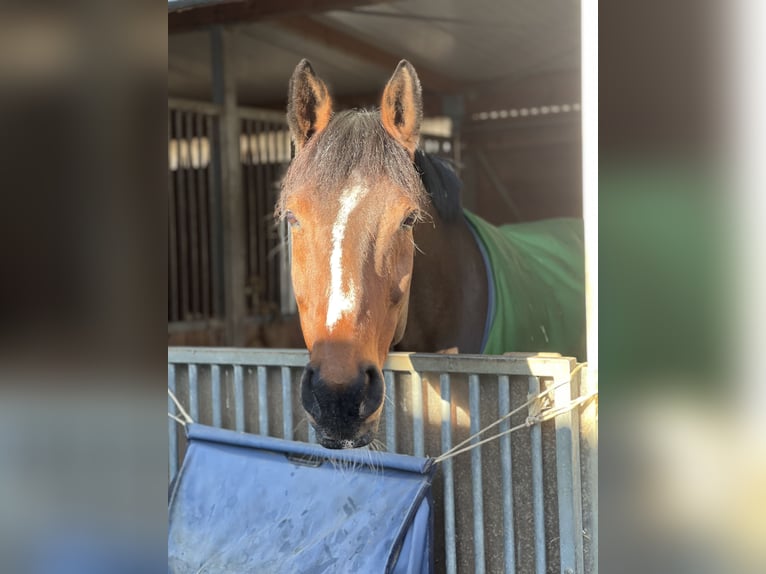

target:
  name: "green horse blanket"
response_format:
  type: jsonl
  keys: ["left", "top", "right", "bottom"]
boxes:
{"left": 464, "top": 211, "right": 586, "bottom": 360}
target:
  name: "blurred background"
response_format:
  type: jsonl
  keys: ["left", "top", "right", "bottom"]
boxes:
{"left": 0, "top": 0, "right": 763, "bottom": 573}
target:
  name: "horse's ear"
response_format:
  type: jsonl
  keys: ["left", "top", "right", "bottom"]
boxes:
{"left": 380, "top": 60, "right": 423, "bottom": 156}
{"left": 287, "top": 59, "right": 333, "bottom": 150}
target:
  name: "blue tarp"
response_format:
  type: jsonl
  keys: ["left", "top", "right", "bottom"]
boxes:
{"left": 168, "top": 424, "right": 436, "bottom": 573}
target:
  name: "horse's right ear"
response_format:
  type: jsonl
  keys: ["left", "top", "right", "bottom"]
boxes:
{"left": 380, "top": 60, "right": 423, "bottom": 156}
{"left": 287, "top": 59, "right": 333, "bottom": 151}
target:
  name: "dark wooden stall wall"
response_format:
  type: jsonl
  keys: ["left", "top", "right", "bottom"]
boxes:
{"left": 461, "top": 115, "right": 582, "bottom": 225}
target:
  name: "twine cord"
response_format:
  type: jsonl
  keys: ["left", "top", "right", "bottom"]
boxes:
{"left": 433, "top": 363, "right": 593, "bottom": 464}
{"left": 164, "top": 363, "right": 596, "bottom": 459}
{"left": 168, "top": 388, "right": 195, "bottom": 425}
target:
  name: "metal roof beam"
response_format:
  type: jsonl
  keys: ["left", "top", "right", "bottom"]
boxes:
{"left": 169, "top": 0, "right": 387, "bottom": 33}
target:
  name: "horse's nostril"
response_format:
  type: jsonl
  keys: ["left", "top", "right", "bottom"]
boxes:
{"left": 311, "top": 367, "right": 323, "bottom": 392}
{"left": 300, "top": 366, "right": 322, "bottom": 419}
{"left": 359, "top": 365, "right": 384, "bottom": 420}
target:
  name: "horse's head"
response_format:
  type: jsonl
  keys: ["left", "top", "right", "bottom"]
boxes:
{"left": 279, "top": 59, "right": 424, "bottom": 448}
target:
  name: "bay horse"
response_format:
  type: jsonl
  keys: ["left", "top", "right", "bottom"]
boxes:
{"left": 279, "top": 60, "right": 585, "bottom": 448}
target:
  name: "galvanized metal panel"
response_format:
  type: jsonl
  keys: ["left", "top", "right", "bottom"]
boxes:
{"left": 168, "top": 364, "right": 178, "bottom": 479}
{"left": 468, "top": 374, "right": 486, "bottom": 573}
{"left": 384, "top": 370, "right": 397, "bottom": 452}
{"left": 211, "top": 364, "right": 222, "bottom": 427}
{"left": 233, "top": 364, "right": 245, "bottom": 432}
{"left": 497, "top": 375, "right": 516, "bottom": 574}
{"left": 529, "top": 375, "right": 548, "bottom": 574}
{"left": 167, "top": 348, "right": 594, "bottom": 573}
{"left": 439, "top": 373, "right": 457, "bottom": 574}
{"left": 553, "top": 372, "right": 584, "bottom": 574}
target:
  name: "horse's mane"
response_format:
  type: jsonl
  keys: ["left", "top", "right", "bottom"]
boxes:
{"left": 279, "top": 110, "right": 424, "bottom": 213}
{"left": 279, "top": 109, "right": 463, "bottom": 223}
{"left": 414, "top": 150, "right": 463, "bottom": 223}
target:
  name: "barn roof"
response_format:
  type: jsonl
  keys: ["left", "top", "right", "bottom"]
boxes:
{"left": 169, "top": 0, "right": 581, "bottom": 111}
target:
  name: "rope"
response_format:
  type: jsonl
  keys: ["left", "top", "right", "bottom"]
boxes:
{"left": 168, "top": 388, "right": 194, "bottom": 425}
{"left": 434, "top": 363, "right": 584, "bottom": 462}
{"left": 433, "top": 363, "right": 591, "bottom": 464}
{"left": 163, "top": 363, "right": 595, "bottom": 458}
{"left": 168, "top": 412, "right": 187, "bottom": 426}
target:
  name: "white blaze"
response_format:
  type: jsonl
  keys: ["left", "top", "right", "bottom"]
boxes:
{"left": 326, "top": 184, "right": 368, "bottom": 330}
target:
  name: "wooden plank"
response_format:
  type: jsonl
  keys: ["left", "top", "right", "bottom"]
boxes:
{"left": 168, "top": 98, "right": 221, "bottom": 116}
{"left": 169, "top": 0, "right": 387, "bottom": 33}
{"left": 238, "top": 107, "right": 288, "bottom": 123}
{"left": 464, "top": 70, "right": 581, "bottom": 116}
{"left": 277, "top": 15, "right": 459, "bottom": 93}
{"left": 473, "top": 148, "right": 523, "bottom": 221}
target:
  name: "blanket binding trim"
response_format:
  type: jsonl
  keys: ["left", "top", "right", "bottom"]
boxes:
{"left": 464, "top": 213, "right": 495, "bottom": 354}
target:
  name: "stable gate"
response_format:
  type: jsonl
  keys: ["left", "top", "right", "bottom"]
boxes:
{"left": 168, "top": 348, "right": 597, "bottom": 574}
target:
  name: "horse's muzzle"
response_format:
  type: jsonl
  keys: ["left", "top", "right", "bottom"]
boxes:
{"left": 315, "top": 428, "right": 375, "bottom": 450}
{"left": 300, "top": 362, "right": 384, "bottom": 449}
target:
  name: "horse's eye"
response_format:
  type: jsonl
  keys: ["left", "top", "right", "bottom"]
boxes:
{"left": 401, "top": 211, "right": 419, "bottom": 230}
{"left": 284, "top": 211, "right": 300, "bottom": 228}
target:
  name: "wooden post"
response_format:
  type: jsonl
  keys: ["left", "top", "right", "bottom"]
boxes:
{"left": 211, "top": 26, "right": 247, "bottom": 346}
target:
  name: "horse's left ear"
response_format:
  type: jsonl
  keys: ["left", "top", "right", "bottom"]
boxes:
{"left": 287, "top": 59, "right": 334, "bottom": 151}
{"left": 381, "top": 60, "right": 423, "bottom": 156}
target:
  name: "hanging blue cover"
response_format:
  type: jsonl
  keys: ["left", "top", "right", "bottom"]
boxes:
{"left": 168, "top": 424, "right": 436, "bottom": 573}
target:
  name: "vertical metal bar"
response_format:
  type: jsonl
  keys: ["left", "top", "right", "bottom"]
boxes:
{"left": 244, "top": 119, "right": 256, "bottom": 314}
{"left": 188, "top": 364, "right": 199, "bottom": 422}
{"left": 266, "top": 128, "right": 277, "bottom": 304}
{"left": 168, "top": 112, "right": 179, "bottom": 322}
{"left": 272, "top": 125, "right": 280, "bottom": 300}
{"left": 498, "top": 375, "right": 515, "bottom": 574}
{"left": 282, "top": 366, "right": 293, "bottom": 440}
{"left": 469, "top": 374, "right": 485, "bottom": 573}
{"left": 168, "top": 364, "right": 178, "bottom": 480}
{"left": 211, "top": 364, "right": 222, "bottom": 428}
{"left": 211, "top": 25, "right": 247, "bottom": 345}
{"left": 253, "top": 120, "right": 267, "bottom": 312}
{"left": 385, "top": 370, "right": 397, "bottom": 452}
{"left": 185, "top": 111, "right": 200, "bottom": 318}
{"left": 233, "top": 365, "right": 245, "bottom": 432}
{"left": 410, "top": 371, "right": 425, "bottom": 457}
{"left": 582, "top": 0, "right": 599, "bottom": 562}
{"left": 553, "top": 373, "right": 584, "bottom": 574}
{"left": 257, "top": 366, "right": 269, "bottom": 435}
{"left": 206, "top": 114, "right": 224, "bottom": 319}
{"left": 580, "top": 366, "right": 598, "bottom": 574}
{"left": 440, "top": 373, "right": 457, "bottom": 574}
{"left": 196, "top": 112, "right": 211, "bottom": 319}
{"left": 529, "top": 376, "right": 547, "bottom": 574}
{"left": 261, "top": 124, "right": 271, "bottom": 305}
{"left": 175, "top": 110, "right": 190, "bottom": 320}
